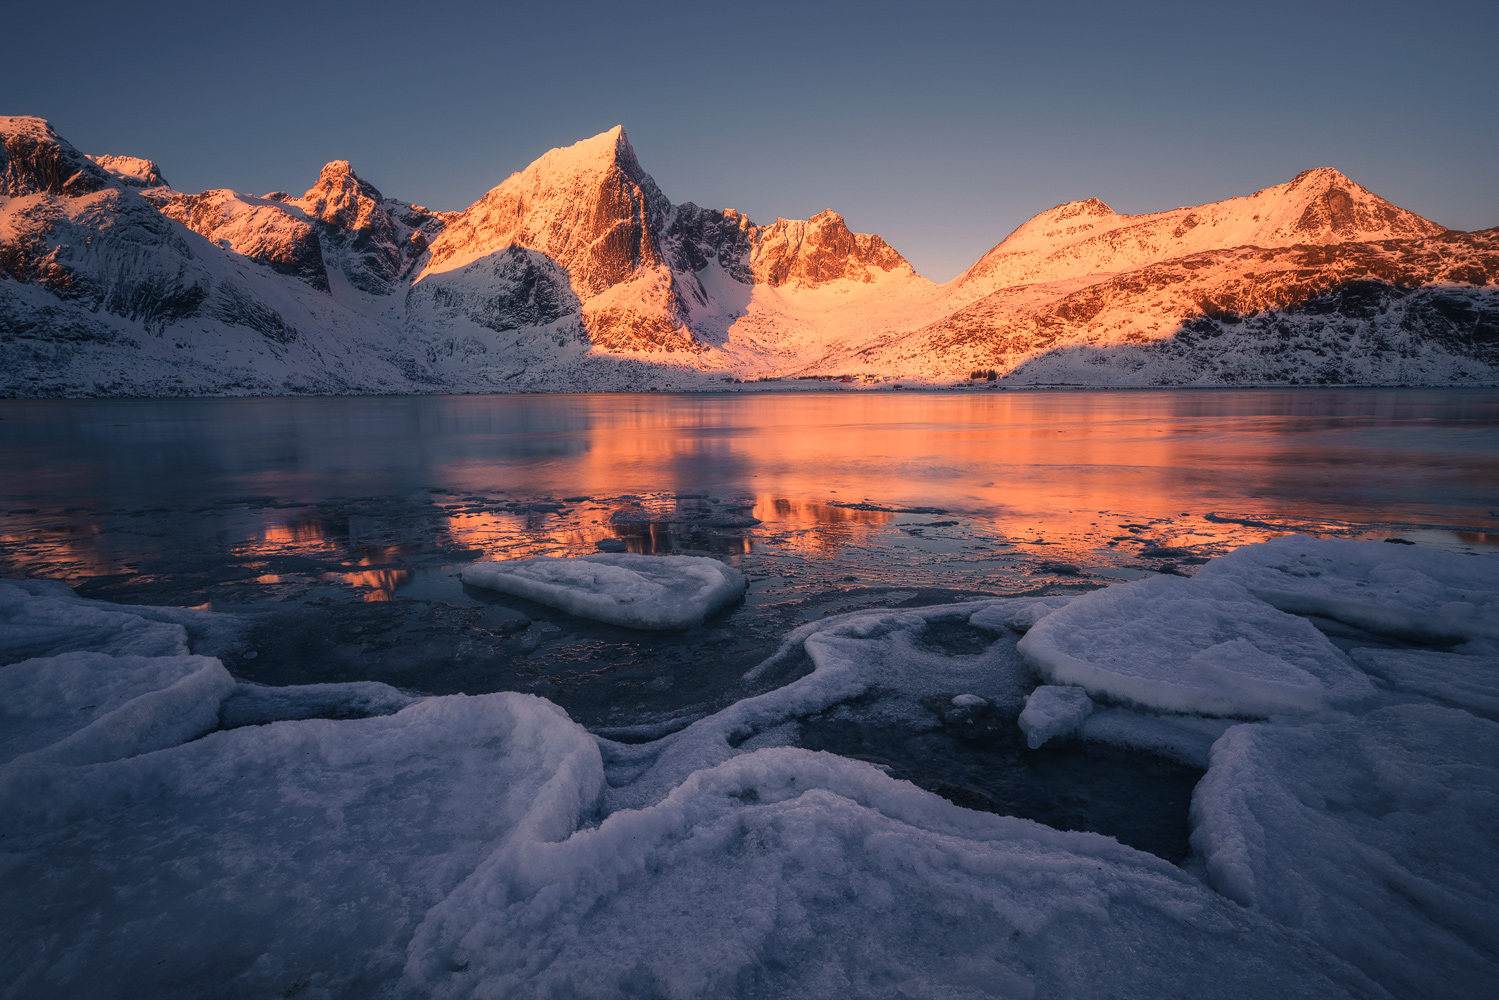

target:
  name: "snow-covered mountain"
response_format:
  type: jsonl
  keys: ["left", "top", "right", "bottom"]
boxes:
{"left": 2, "top": 115, "right": 1495, "bottom": 395}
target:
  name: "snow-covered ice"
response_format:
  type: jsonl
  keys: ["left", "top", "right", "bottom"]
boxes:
{"left": 1, "top": 578, "right": 191, "bottom": 662}
{"left": 460, "top": 553, "right": 747, "bottom": 630}
{"left": 0, "top": 578, "right": 239, "bottom": 665}
{"left": 407, "top": 747, "right": 1380, "bottom": 1000}
{"left": 1017, "top": 684, "right": 1093, "bottom": 748}
{"left": 1192, "top": 705, "right": 1499, "bottom": 999}
{"left": 602, "top": 599, "right": 1055, "bottom": 811}
{"left": 1197, "top": 534, "right": 1499, "bottom": 644}
{"left": 0, "top": 691, "right": 602, "bottom": 999}
{"left": 1348, "top": 646, "right": 1499, "bottom": 721}
{"left": 4, "top": 537, "right": 1498, "bottom": 998}
{"left": 0, "top": 651, "right": 232, "bottom": 767}
{"left": 1017, "top": 574, "right": 1375, "bottom": 716}
{"left": 1078, "top": 708, "right": 1236, "bottom": 768}
{"left": 968, "top": 594, "right": 1071, "bottom": 634}
{"left": 217, "top": 679, "right": 416, "bottom": 729}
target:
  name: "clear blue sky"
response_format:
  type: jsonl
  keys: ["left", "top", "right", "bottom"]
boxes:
{"left": 7, "top": 0, "right": 1496, "bottom": 281}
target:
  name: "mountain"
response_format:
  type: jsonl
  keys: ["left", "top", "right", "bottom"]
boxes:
{"left": 1, "top": 115, "right": 1495, "bottom": 396}
{"left": 952, "top": 169, "right": 1449, "bottom": 299}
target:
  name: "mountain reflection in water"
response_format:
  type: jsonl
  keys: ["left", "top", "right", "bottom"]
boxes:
{"left": 1, "top": 389, "right": 1495, "bottom": 608}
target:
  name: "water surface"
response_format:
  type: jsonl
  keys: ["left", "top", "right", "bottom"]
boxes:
{"left": 3, "top": 388, "right": 1495, "bottom": 859}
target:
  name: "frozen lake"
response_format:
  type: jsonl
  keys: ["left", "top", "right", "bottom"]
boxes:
{"left": 2, "top": 387, "right": 1497, "bottom": 861}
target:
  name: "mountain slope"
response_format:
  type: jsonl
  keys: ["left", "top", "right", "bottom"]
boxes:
{"left": 834, "top": 228, "right": 1499, "bottom": 385}
{"left": 953, "top": 168, "right": 1449, "bottom": 301}
{"left": 1, "top": 116, "right": 1495, "bottom": 395}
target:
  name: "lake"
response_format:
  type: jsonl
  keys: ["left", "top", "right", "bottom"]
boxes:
{"left": 3, "top": 387, "right": 1496, "bottom": 859}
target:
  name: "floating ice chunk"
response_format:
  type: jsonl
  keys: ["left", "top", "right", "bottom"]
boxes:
{"left": 0, "top": 651, "right": 233, "bottom": 767}
{"left": 970, "top": 595, "right": 1071, "bottom": 634}
{"left": 0, "top": 579, "right": 189, "bottom": 662}
{"left": 1017, "top": 575, "right": 1373, "bottom": 716}
{"left": 0, "top": 692, "right": 602, "bottom": 998}
{"left": 1196, "top": 535, "right": 1499, "bottom": 643}
{"left": 1191, "top": 705, "right": 1499, "bottom": 999}
{"left": 461, "top": 554, "right": 747, "bottom": 630}
{"left": 1349, "top": 647, "right": 1499, "bottom": 721}
{"left": 217, "top": 679, "right": 417, "bottom": 729}
{"left": 0, "top": 579, "right": 240, "bottom": 664}
{"left": 405, "top": 747, "right": 1376, "bottom": 1000}
{"left": 1017, "top": 684, "right": 1093, "bottom": 748}
{"left": 1079, "top": 708, "right": 1236, "bottom": 767}
{"left": 950, "top": 693, "right": 988, "bottom": 708}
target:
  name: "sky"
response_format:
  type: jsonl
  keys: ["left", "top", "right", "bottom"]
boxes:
{"left": 5, "top": 0, "right": 1496, "bottom": 282}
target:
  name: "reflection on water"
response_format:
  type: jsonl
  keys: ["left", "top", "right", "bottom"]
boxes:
{"left": 1, "top": 389, "right": 1495, "bottom": 610}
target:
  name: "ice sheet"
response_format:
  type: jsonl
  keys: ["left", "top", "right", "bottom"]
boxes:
{"left": 1196, "top": 535, "right": 1499, "bottom": 644}
{"left": 970, "top": 595, "right": 1071, "bottom": 634}
{"left": 1192, "top": 705, "right": 1499, "bottom": 999}
{"left": 1349, "top": 647, "right": 1499, "bottom": 721}
{"left": 460, "top": 554, "right": 747, "bottom": 630}
{"left": 6, "top": 564, "right": 1494, "bottom": 998}
{"left": 1017, "top": 684, "right": 1093, "bottom": 748}
{"left": 405, "top": 747, "right": 1381, "bottom": 1000}
{"left": 0, "top": 692, "right": 602, "bottom": 999}
{"left": 1017, "top": 574, "right": 1374, "bottom": 716}
{"left": 0, "top": 650, "right": 232, "bottom": 766}
{"left": 0, "top": 578, "right": 239, "bottom": 664}
{"left": 1079, "top": 708, "right": 1237, "bottom": 768}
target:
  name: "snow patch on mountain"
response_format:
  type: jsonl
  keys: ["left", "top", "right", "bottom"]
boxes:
{"left": 2, "top": 116, "right": 1495, "bottom": 396}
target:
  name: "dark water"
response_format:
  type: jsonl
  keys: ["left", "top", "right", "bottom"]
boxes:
{"left": 3, "top": 388, "right": 1495, "bottom": 860}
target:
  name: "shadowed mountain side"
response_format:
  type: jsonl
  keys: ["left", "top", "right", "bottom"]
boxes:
{"left": 836, "top": 230, "right": 1499, "bottom": 383}
{"left": 1002, "top": 283, "right": 1499, "bottom": 386}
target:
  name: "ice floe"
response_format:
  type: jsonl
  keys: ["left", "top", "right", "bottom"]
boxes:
{"left": 1348, "top": 646, "right": 1499, "bottom": 721}
{"left": 0, "top": 691, "right": 601, "bottom": 999}
{"left": 407, "top": 747, "right": 1379, "bottom": 1000}
{"left": 3, "top": 536, "right": 1498, "bottom": 998}
{"left": 1017, "top": 684, "right": 1093, "bottom": 748}
{"left": 217, "top": 679, "right": 416, "bottom": 729}
{"left": 1, "top": 650, "right": 232, "bottom": 767}
{"left": 1197, "top": 534, "right": 1499, "bottom": 643}
{"left": 0, "top": 578, "right": 240, "bottom": 665}
{"left": 1192, "top": 705, "right": 1499, "bottom": 999}
{"left": 460, "top": 553, "right": 747, "bottom": 630}
{"left": 1017, "top": 574, "right": 1375, "bottom": 717}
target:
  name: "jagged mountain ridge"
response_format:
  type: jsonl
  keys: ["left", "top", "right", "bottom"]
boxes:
{"left": 1, "top": 114, "right": 1495, "bottom": 395}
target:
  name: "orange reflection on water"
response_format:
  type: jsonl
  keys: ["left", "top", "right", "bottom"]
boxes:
{"left": 427, "top": 390, "right": 1498, "bottom": 570}
{"left": 337, "top": 569, "right": 410, "bottom": 601}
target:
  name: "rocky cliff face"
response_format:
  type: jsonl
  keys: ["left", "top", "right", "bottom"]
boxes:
{"left": 160, "top": 189, "right": 329, "bottom": 290}
{"left": 86, "top": 154, "right": 170, "bottom": 191}
{"left": 1, "top": 115, "right": 1495, "bottom": 395}
{"left": 292, "top": 160, "right": 441, "bottom": 293}
{"left": 155, "top": 160, "right": 444, "bottom": 296}
{"left": 747, "top": 210, "right": 914, "bottom": 287}
{"left": 414, "top": 127, "right": 926, "bottom": 356}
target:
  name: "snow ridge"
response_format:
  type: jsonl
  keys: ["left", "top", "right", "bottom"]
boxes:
{"left": 1, "top": 115, "right": 1494, "bottom": 396}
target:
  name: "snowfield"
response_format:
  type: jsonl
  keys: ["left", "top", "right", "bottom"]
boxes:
{"left": 2, "top": 116, "right": 1495, "bottom": 396}
{"left": 2, "top": 539, "right": 1497, "bottom": 998}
